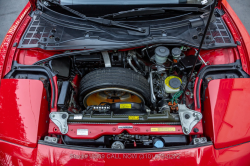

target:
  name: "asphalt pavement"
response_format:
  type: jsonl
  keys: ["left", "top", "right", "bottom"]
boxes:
{"left": 0, "top": 0, "right": 249, "bottom": 44}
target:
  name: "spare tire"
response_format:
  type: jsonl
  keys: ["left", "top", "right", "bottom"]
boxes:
{"left": 79, "top": 67, "right": 150, "bottom": 107}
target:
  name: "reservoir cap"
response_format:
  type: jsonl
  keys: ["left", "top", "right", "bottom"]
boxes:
{"left": 169, "top": 78, "right": 181, "bottom": 89}
{"left": 153, "top": 139, "right": 164, "bottom": 148}
{"left": 155, "top": 46, "right": 170, "bottom": 57}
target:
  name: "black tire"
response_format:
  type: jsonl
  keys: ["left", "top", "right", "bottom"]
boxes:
{"left": 79, "top": 67, "right": 150, "bottom": 106}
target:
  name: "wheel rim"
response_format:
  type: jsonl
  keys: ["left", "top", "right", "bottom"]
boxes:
{"left": 83, "top": 87, "right": 144, "bottom": 107}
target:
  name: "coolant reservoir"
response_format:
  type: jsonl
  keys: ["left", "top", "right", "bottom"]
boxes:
{"left": 165, "top": 76, "right": 182, "bottom": 93}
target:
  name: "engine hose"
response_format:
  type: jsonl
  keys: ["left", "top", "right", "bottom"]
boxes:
{"left": 171, "top": 90, "right": 183, "bottom": 104}
{"left": 132, "top": 54, "right": 144, "bottom": 73}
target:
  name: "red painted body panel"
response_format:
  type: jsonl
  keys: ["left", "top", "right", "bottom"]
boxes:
{"left": 1, "top": 0, "right": 250, "bottom": 165}
{"left": 49, "top": 123, "right": 203, "bottom": 139}
{"left": 204, "top": 78, "right": 250, "bottom": 149}
{"left": 221, "top": 0, "right": 250, "bottom": 75}
{"left": 1, "top": 138, "right": 250, "bottom": 166}
{"left": 0, "top": 79, "right": 49, "bottom": 148}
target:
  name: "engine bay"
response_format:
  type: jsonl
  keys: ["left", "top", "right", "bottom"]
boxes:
{"left": 51, "top": 45, "right": 204, "bottom": 148}
{"left": 5, "top": 42, "right": 248, "bottom": 149}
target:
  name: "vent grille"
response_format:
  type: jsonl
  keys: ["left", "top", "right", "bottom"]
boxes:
{"left": 19, "top": 14, "right": 235, "bottom": 49}
{"left": 204, "top": 17, "right": 234, "bottom": 45}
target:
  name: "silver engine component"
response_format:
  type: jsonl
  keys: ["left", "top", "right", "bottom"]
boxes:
{"left": 49, "top": 112, "right": 69, "bottom": 134}
{"left": 111, "top": 141, "right": 125, "bottom": 149}
{"left": 178, "top": 104, "right": 202, "bottom": 135}
{"left": 101, "top": 51, "right": 112, "bottom": 67}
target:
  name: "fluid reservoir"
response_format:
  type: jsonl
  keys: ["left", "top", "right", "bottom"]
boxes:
{"left": 154, "top": 46, "right": 170, "bottom": 65}
{"left": 172, "top": 47, "right": 182, "bottom": 63}
{"left": 165, "top": 76, "right": 182, "bottom": 93}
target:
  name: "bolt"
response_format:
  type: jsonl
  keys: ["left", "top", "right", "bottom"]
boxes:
{"left": 112, "top": 127, "right": 116, "bottom": 131}
{"left": 193, "top": 113, "right": 197, "bottom": 117}
{"left": 185, "top": 114, "right": 190, "bottom": 119}
{"left": 62, "top": 114, "right": 67, "bottom": 119}
{"left": 192, "top": 35, "right": 198, "bottom": 40}
{"left": 196, "top": 27, "right": 202, "bottom": 31}
{"left": 53, "top": 138, "right": 56, "bottom": 141}
{"left": 184, "top": 127, "right": 188, "bottom": 133}
{"left": 193, "top": 128, "right": 199, "bottom": 133}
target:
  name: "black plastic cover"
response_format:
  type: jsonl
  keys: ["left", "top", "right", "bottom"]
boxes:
{"left": 50, "top": 57, "right": 71, "bottom": 79}
{"left": 179, "top": 55, "right": 202, "bottom": 71}
{"left": 161, "top": 135, "right": 187, "bottom": 146}
{"left": 57, "top": 81, "right": 71, "bottom": 109}
{"left": 64, "top": 136, "right": 110, "bottom": 146}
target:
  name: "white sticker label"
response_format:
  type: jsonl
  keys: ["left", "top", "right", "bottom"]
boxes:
{"left": 74, "top": 114, "right": 83, "bottom": 119}
{"left": 77, "top": 129, "right": 88, "bottom": 135}
{"left": 118, "top": 126, "right": 133, "bottom": 129}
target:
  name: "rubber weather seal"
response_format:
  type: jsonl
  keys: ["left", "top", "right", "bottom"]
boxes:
{"left": 195, "top": 59, "right": 249, "bottom": 109}
{"left": 4, "top": 61, "right": 56, "bottom": 108}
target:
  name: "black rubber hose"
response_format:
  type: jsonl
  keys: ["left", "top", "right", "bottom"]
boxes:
{"left": 132, "top": 54, "right": 144, "bottom": 72}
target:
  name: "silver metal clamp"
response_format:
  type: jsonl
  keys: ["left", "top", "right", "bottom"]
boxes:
{"left": 49, "top": 112, "right": 69, "bottom": 134}
{"left": 178, "top": 104, "right": 202, "bottom": 135}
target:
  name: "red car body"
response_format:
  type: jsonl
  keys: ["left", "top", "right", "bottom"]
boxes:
{"left": 1, "top": 0, "right": 250, "bottom": 165}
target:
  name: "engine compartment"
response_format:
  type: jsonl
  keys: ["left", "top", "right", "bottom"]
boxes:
{"left": 4, "top": 42, "right": 248, "bottom": 149}
{"left": 53, "top": 45, "right": 204, "bottom": 149}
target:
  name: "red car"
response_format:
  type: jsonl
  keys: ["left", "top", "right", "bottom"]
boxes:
{"left": 1, "top": 0, "right": 250, "bottom": 165}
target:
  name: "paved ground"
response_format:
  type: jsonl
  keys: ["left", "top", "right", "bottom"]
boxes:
{"left": 0, "top": 0, "right": 249, "bottom": 44}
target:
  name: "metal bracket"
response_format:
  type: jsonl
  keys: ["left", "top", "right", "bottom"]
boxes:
{"left": 178, "top": 104, "right": 202, "bottom": 135}
{"left": 44, "top": 136, "right": 58, "bottom": 143}
{"left": 195, "top": 49, "right": 207, "bottom": 65}
{"left": 193, "top": 137, "right": 207, "bottom": 145}
{"left": 49, "top": 112, "right": 69, "bottom": 134}
{"left": 101, "top": 51, "right": 111, "bottom": 67}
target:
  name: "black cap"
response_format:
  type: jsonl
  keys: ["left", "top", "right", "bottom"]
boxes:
{"left": 155, "top": 46, "right": 170, "bottom": 57}
{"left": 172, "top": 47, "right": 182, "bottom": 57}
{"left": 169, "top": 78, "right": 181, "bottom": 89}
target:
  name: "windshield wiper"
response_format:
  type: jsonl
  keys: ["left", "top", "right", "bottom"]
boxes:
{"left": 48, "top": 0, "right": 145, "bottom": 33}
{"left": 101, "top": 7, "right": 208, "bottom": 19}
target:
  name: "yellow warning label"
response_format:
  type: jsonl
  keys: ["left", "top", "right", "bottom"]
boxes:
{"left": 151, "top": 128, "right": 176, "bottom": 132}
{"left": 120, "top": 104, "right": 132, "bottom": 109}
{"left": 128, "top": 116, "right": 139, "bottom": 120}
